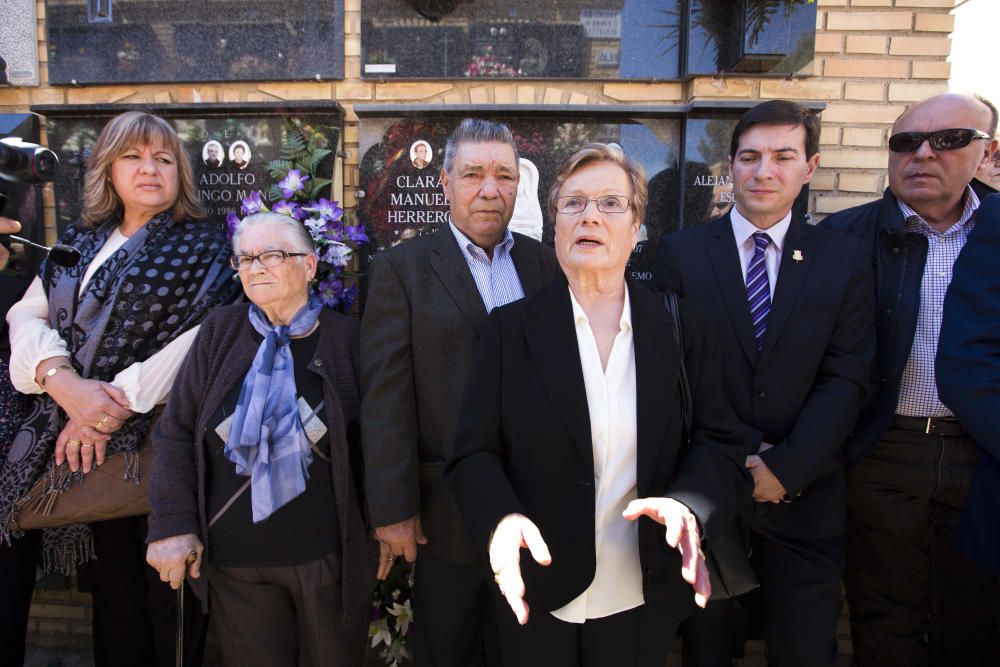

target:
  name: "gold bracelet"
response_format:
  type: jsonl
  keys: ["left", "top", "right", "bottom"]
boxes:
{"left": 40, "top": 363, "right": 75, "bottom": 388}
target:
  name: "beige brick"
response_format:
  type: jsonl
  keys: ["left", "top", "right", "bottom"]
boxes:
{"left": 342, "top": 103, "right": 357, "bottom": 122}
{"left": 334, "top": 82, "right": 373, "bottom": 100}
{"left": 823, "top": 59, "right": 907, "bottom": 79}
{"left": 820, "top": 126, "right": 840, "bottom": 145}
{"left": 826, "top": 12, "right": 912, "bottom": 31}
{"left": 914, "top": 13, "right": 955, "bottom": 33}
{"left": 29, "top": 88, "right": 64, "bottom": 105}
{"left": 604, "top": 82, "right": 684, "bottom": 101}
{"left": 849, "top": 0, "right": 893, "bottom": 6}
{"left": 890, "top": 36, "right": 951, "bottom": 57}
{"left": 839, "top": 173, "right": 882, "bottom": 192}
{"left": 690, "top": 77, "right": 755, "bottom": 98}
{"left": 912, "top": 60, "right": 951, "bottom": 79}
{"left": 815, "top": 194, "right": 881, "bottom": 213}
{"left": 888, "top": 81, "right": 949, "bottom": 102}
{"left": 36, "top": 1, "right": 45, "bottom": 19}
{"left": 154, "top": 91, "right": 173, "bottom": 104}
{"left": 441, "top": 91, "right": 463, "bottom": 104}
{"left": 198, "top": 87, "right": 218, "bottom": 102}
{"left": 517, "top": 85, "right": 536, "bottom": 104}
{"left": 66, "top": 86, "right": 137, "bottom": 104}
{"left": 345, "top": 35, "right": 360, "bottom": 58}
{"left": 494, "top": 85, "right": 516, "bottom": 104}
{"left": 814, "top": 33, "right": 843, "bottom": 54}
{"left": 844, "top": 82, "right": 884, "bottom": 101}
{"left": 818, "top": 150, "right": 890, "bottom": 169}
{"left": 343, "top": 125, "right": 359, "bottom": 144}
{"left": 374, "top": 83, "right": 452, "bottom": 101}
{"left": 895, "top": 0, "right": 955, "bottom": 6}
{"left": 759, "top": 79, "right": 840, "bottom": 100}
{"left": 817, "top": 0, "right": 847, "bottom": 5}
{"left": 29, "top": 604, "right": 87, "bottom": 620}
{"left": 543, "top": 87, "right": 564, "bottom": 104}
{"left": 257, "top": 82, "right": 331, "bottom": 100}
{"left": 811, "top": 170, "right": 836, "bottom": 191}
{"left": 222, "top": 89, "right": 241, "bottom": 102}
{"left": 842, "top": 127, "right": 885, "bottom": 147}
{"left": 823, "top": 103, "right": 906, "bottom": 124}
{"left": 469, "top": 86, "right": 489, "bottom": 104}
{"left": 344, "top": 0, "right": 360, "bottom": 10}
{"left": 344, "top": 13, "right": 361, "bottom": 34}
{"left": 246, "top": 92, "right": 269, "bottom": 102}
{"left": 568, "top": 92, "right": 591, "bottom": 105}
{"left": 846, "top": 35, "right": 887, "bottom": 55}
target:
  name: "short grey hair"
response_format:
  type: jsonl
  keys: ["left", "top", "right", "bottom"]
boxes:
{"left": 232, "top": 211, "right": 315, "bottom": 256}
{"left": 442, "top": 119, "right": 520, "bottom": 173}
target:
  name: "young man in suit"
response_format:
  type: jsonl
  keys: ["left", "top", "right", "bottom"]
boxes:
{"left": 655, "top": 100, "right": 875, "bottom": 666}
{"left": 360, "top": 118, "right": 560, "bottom": 666}
{"left": 824, "top": 93, "right": 1000, "bottom": 665}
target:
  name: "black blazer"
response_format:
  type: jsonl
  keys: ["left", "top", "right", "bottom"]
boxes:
{"left": 938, "top": 192, "right": 1000, "bottom": 574}
{"left": 446, "top": 276, "right": 753, "bottom": 613}
{"left": 655, "top": 213, "right": 875, "bottom": 539}
{"left": 360, "top": 227, "right": 560, "bottom": 563}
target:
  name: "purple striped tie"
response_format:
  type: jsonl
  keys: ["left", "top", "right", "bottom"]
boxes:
{"left": 746, "top": 232, "right": 771, "bottom": 351}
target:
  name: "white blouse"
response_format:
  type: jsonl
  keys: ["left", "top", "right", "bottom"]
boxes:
{"left": 552, "top": 286, "right": 643, "bottom": 623}
{"left": 6, "top": 227, "right": 199, "bottom": 413}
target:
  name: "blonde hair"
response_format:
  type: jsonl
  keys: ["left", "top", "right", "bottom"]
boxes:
{"left": 81, "top": 111, "right": 204, "bottom": 226}
{"left": 547, "top": 143, "right": 648, "bottom": 224}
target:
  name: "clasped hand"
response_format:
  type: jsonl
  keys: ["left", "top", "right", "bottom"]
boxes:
{"left": 746, "top": 442, "right": 787, "bottom": 503}
{"left": 49, "top": 377, "right": 133, "bottom": 474}
{"left": 146, "top": 534, "right": 203, "bottom": 590}
{"left": 374, "top": 515, "right": 427, "bottom": 580}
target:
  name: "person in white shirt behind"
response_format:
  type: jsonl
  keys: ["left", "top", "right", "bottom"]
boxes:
{"left": 446, "top": 143, "right": 753, "bottom": 667}
{"left": 2, "top": 110, "right": 239, "bottom": 667}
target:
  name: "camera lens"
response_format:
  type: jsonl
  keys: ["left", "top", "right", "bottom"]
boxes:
{"left": 32, "top": 149, "right": 59, "bottom": 180}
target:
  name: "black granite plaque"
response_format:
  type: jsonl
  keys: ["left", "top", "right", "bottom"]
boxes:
{"left": 31, "top": 103, "right": 343, "bottom": 235}
{"left": 44, "top": 1, "right": 344, "bottom": 85}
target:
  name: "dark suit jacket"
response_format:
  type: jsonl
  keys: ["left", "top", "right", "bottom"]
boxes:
{"left": 360, "top": 227, "right": 559, "bottom": 563}
{"left": 937, "top": 192, "right": 1000, "bottom": 574}
{"left": 655, "top": 213, "right": 875, "bottom": 539}
{"left": 446, "top": 276, "right": 753, "bottom": 613}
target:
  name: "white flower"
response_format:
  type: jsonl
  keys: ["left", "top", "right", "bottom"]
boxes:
{"left": 369, "top": 617, "right": 392, "bottom": 648}
{"left": 388, "top": 599, "right": 413, "bottom": 636}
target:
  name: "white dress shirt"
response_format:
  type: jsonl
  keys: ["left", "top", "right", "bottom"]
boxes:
{"left": 552, "top": 286, "right": 643, "bottom": 622}
{"left": 6, "top": 227, "right": 198, "bottom": 413}
{"left": 448, "top": 222, "right": 524, "bottom": 313}
{"left": 730, "top": 206, "right": 793, "bottom": 290}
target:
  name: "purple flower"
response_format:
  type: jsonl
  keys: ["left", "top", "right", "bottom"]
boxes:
{"left": 316, "top": 275, "right": 344, "bottom": 309}
{"left": 278, "top": 169, "right": 309, "bottom": 199}
{"left": 318, "top": 242, "right": 352, "bottom": 268}
{"left": 225, "top": 211, "right": 241, "bottom": 240}
{"left": 241, "top": 191, "right": 265, "bottom": 215}
{"left": 341, "top": 284, "right": 357, "bottom": 308}
{"left": 271, "top": 200, "right": 303, "bottom": 220}
{"left": 344, "top": 223, "right": 369, "bottom": 244}
{"left": 304, "top": 198, "right": 343, "bottom": 222}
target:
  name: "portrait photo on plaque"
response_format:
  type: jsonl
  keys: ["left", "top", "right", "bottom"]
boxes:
{"left": 409, "top": 140, "right": 432, "bottom": 169}
{"left": 202, "top": 140, "right": 225, "bottom": 169}
{"left": 229, "top": 140, "right": 251, "bottom": 170}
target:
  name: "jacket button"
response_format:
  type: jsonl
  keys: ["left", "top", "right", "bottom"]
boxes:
{"left": 313, "top": 359, "right": 322, "bottom": 367}
{"left": 880, "top": 377, "right": 888, "bottom": 384}
{"left": 891, "top": 247, "right": 900, "bottom": 254}
{"left": 755, "top": 387, "right": 766, "bottom": 399}
{"left": 884, "top": 307, "right": 893, "bottom": 315}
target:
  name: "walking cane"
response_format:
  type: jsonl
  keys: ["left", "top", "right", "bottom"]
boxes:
{"left": 176, "top": 550, "right": 198, "bottom": 667}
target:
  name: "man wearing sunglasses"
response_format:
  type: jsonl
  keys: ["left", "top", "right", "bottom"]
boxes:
{"left": 823, "top": 93, "right": 1000, "bottom": 665}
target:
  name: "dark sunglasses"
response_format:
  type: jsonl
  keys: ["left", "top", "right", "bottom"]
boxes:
{"left": 888, "top": 128, "right": 991, "bottom": 153}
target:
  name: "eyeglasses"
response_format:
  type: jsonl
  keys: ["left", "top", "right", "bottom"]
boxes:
{"left": 888, "top": 128, "right": 992, "bottom": 153}
{"left": 230, "top": 250, "right": 307, "bottom": 270}
{"left": 556, "top": 195, "right": 632, "bottom": 215}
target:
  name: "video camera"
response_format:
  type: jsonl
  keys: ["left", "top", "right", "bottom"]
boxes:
{"left": 0, "top": 137, "right": 60, "bottom": 184}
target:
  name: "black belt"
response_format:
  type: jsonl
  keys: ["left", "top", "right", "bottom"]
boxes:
{"left": 891, "top": 415, "right": 966, "bottom": 436}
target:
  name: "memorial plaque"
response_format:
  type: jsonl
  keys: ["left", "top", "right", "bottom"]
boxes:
{"left": 0, "top": 0, "right": 40, "bottom": 86}
{"left": 44, "top": 1, "right": 344, "bottom": 85}
{"left": 32, "top": 103, "right": 344, "bottom": 235}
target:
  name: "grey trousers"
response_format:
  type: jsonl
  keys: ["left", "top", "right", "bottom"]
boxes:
{"left": 205, "top": 551, "right": 369, "bottom": 667}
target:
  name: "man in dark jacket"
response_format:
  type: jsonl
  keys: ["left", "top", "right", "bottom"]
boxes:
{"left": 822, "top": 93, "right": 1000, "bottom": 666}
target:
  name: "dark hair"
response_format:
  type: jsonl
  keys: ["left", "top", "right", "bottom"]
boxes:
{"left": 443, "top": 119, "right": 519, "bottom": 173}
{"left": 974, "top": 94, "right": 999, "bottom": 138}
{"left": 729, "top": 100, "right": 821, "bottom": 160}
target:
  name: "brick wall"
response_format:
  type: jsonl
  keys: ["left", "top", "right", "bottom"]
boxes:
{"left": 0, "top": 0, "right": 957, "bottom": 653}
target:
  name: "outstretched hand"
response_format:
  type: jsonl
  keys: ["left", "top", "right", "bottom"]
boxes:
{"left": 623, "top": 497, "right": 711, "bottom": 608}
{"left": 488, "top": 513, "right": 552, "bottom": 625}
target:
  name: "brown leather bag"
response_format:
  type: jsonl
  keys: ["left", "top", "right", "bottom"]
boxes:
{"left": 7, "top": 410, "right": 159, "bottom": 531}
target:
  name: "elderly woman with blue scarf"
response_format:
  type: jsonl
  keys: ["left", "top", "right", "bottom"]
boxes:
{"left": 146, "top": 211, "right": 377, "bottom": 666}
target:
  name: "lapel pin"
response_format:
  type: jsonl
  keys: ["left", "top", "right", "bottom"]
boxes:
{"left": 792, "top": 249, "right": 804, "bottom": 263}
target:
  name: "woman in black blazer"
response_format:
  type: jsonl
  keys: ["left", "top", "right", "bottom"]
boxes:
{"left": 447, "top": 144, "right": 754, "bottom": 667}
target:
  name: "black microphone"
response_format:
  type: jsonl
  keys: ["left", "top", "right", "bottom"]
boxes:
{"left": 8, "top": 234, "right": 81, "bottom": 267}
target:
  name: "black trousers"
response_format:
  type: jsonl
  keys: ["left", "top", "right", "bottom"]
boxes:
{"left": 0, "top": 530, "right": 40, "bottom": 667}
{"left": 845, "top": 425, "right": 1000, "bottom": 666}
{"left": 412, "top": 548, "right": 500, "bottom": 667}
{"left": 83, "top": 516, "right": 207, "bottom": 667}
{"left": 491, "top": 594, "right": 681, "bottom": 667}
{"left": 682, "top": 526, "right": 842, "bottom": 667}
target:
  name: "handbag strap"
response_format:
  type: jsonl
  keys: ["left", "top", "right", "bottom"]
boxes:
{"left": 660, "top": 291, "right": 693, "bottom": 436}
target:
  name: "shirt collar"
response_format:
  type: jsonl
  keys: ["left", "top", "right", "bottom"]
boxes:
{"left": 449, "top": 222, "right": 515, "bottom": 259}
{"left": 730, "top": 205, "right": 792, "bottom": 252}
{"left": 568, "top": 284, "right": 633, "bottom": 333}
{"left": 899, "top": 185, "right": 981, "bottom": 236}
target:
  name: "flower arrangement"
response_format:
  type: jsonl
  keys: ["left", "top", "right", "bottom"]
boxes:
{"left": 464, "top": 46, "right": 524, "bottom": 78}
{"left": 369, "top": 562, "right": 415, "bottom": 666}
{"left": 226, "top": 119, "right": 367, "bottom": 310}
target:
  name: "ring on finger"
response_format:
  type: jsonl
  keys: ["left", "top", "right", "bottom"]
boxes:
{"left": 81, "top": 443, "right": 94, "bottom": 450}
{"left": 99, "top": 414, "right": 111, "bottom": 425}
{"left": 66, "top": 440, "right": 81, "bottom": 449}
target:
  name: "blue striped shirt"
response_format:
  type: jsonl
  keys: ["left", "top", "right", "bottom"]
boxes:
{"left": 448, "top": 223, "right": 524, "bottom": 313}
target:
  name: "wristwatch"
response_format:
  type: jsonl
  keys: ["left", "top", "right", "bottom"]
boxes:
{"left": 40, "top": 363, "right": 75, "bottom": 388}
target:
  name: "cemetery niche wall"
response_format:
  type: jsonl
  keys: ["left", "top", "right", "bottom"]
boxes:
{"left": 356, "top": 106, "right": 814, "bottom": 286}
{"left": 361, "top": 0, "right": 816, "bottom": 80}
